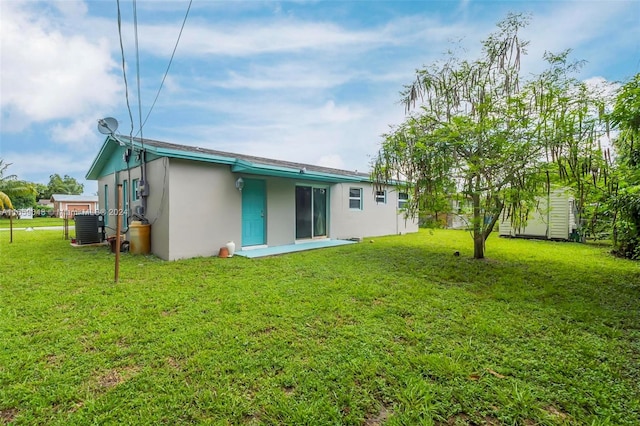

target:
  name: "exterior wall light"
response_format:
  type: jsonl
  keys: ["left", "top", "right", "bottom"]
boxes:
{"left": 235, "top": 177, "right": 244, "bottom": 191}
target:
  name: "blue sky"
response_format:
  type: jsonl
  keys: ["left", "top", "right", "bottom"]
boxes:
{"left": 1, "top": 0, "right": 639, "bottom": 195}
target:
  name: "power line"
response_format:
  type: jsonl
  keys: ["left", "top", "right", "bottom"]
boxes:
{"left": 116, "top": 0, "right": 135, "bottom": 139}
{"left": 136, "top": 0, "right": 193, "bottom": 136}
{"left": 133, "top": 0, "right": 143, "bottom": 143}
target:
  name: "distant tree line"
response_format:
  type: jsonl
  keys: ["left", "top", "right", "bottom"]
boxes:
{"left": 0, "top": 163, "right": 84, "bottom": 211}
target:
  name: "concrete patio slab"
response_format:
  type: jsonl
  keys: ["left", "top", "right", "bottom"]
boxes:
{"left": 235, "top": 239, "right": 356, "bottom": 258}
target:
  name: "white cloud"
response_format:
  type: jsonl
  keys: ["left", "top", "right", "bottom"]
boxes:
{"left": 214, "top": 63, "right": 353, "bottom": 90}
{"left": 146, "top": 90, "right": 405, "bottom": 173}
{"left": 317, "top": 154, "right": 346, "bottom": 170}
{"left": 51, "top": 0, "right": 88, "bottom": 20}
{"left": 141, "top": 20, "right": 385, "bottom": 57}
{"left": 0, "top": 1, "right": 121, "bottom": 130}
{"left": 50, "top": 117, "right": 104, "bottom": 149}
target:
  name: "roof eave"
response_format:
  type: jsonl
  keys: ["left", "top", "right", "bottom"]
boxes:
{"left": 87, "top": 135, "right": 373, "bottom": 184}
{"left": 231, "top": 160, "right": 366, "bottom": 183}
{"left": 150, "top": 145, "right": 237, "bottom": 166}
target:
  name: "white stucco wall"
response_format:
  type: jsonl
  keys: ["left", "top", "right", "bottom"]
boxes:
{"left": 97, "top": 159, "right": 418, "bottom": 260}
{"left": 166, "top": 159, "right": 242, "bottom": 261}
{"left": 144, "top": 158, "right": 170, "bottom": 260}
{"left": 329, "top": 183, "right": 418, "bottom": 240}
{"left": 265, "top": 178, "right": 296, "bottom": 246}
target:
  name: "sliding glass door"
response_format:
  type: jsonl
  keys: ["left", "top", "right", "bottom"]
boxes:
{"left": 295, "top": 186, "right": 327, "bottom": 239}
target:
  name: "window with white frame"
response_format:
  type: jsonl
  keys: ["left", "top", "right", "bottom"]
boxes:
{"left": 398, "top": 192, "right": 409, "bottom": 209}
{"left": 349, "top": 187, "right": 362, "bottom": 210}
{"left": 375, "top": 190, "right": 386, "bottom": 204}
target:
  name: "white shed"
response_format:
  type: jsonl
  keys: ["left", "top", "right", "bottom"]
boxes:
{"left": 499, "top": 188, "right": 576, "bottom": 240}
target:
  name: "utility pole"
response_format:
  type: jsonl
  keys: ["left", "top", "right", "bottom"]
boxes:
{"left": 115, "top": 184, "right": 123, "bottom": 283}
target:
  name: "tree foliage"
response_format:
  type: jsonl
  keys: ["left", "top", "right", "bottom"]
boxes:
{"left": 0, "top": 160, "right": 37, "bottom": 210}
{"left": 533, "top": 52, "right": 616, "bottom": 240}
{"left": 44, "top": 174, "right": 84, "bottom": 198}
{"left": 609, "top": 73, "right": 640, "bottom": 258}
{"left": 372, "top": 14, "right": 612, "bottom": 259}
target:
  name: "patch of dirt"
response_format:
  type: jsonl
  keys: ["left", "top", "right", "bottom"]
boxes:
{"left": 98, "top": 370, "right": 123, "bottom": 389}
{"left": 242, "top": 411, "right": 262, "bottom": 425}
{"left": 94, "top": 366, "right": 140, "bottom": 391}
{"left": 68, "top": 401, "right": 84, "bottom": 413}
{"left": 166, "top": 357, "right": 182, "bottom": 370}
{"left": 364, "top": 404, "right": 392, "bottom": 425}
{"left": 282, "top": 385, "right": 295, "bottom": 396}
{"left": 0, "top": 408, "right": 18, "bottom": 424}
{"left": 484, "top": 416, "right": 500, "bottom": 425}
{"left": 45, "top": 353, "right": 64, "bottom": 367}
{"left": 544, "top": 405, "right": 569, "bottom": 420}
{"left": 115, "top": 337, "right": 129, "bottom": 348}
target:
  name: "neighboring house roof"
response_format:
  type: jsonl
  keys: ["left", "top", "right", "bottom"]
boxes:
{"left": 37, "top": 199, "right": 52, "bottom": 206}
{"left": 86, "top": 135, "right": 372, "bottom": 183}
{"left": 50, "top": 194, "right": 99, "bottom": 203}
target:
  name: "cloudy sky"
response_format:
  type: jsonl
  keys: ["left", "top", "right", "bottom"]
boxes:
{"left": 1, "top": 0, "right": 639, "bottom": 195}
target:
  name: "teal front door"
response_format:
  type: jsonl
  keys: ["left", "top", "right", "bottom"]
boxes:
{"left": 242, "top": 179, "right": 266, "bottom": 246}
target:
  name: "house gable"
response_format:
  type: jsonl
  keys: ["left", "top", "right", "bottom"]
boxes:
{"left": 86, "top": 138, "right": 142, "bottom": 180}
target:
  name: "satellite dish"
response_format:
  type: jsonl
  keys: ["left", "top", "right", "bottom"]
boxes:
{"left": 97, "top": 117, "right": 119, "bottom": 135}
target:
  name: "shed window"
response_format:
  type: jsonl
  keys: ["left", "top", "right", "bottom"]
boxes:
{"left": 398, "top": 192, "right": 409, "bottom": 209}
{"left": 375, "top": 190, "right": 386, "bottom": 204}
{"left": 349, "top": 187, "right": 362, "bottom": 210}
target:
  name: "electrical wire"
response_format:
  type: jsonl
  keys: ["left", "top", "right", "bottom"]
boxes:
{"left": 133, "top": 0, "right": 143, "bottom": 145}
{"left": 135, "top": 0, "right": 193, "bottom": 136}
{"left": 116, "top": 0, "right": 135, "bottom": 139}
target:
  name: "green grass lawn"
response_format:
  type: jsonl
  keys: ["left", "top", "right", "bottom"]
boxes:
{"left": 0, "top": 217, "right": 65, "bottom": 229}
{"left": 1, "top": 230, "right": 639, "bottom": 425}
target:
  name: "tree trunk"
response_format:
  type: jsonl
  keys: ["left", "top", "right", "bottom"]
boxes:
{"left": 483, "top": 198, "right": 504, "bottom": 242}
{"left": 472, "top": 192, "right": 484, "bottom": 259}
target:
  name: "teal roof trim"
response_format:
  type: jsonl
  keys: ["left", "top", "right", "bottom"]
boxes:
{"left": 85, "top": 136, "right": 115, "bottom": 180}
{"left": 85, "top": 136, "right": 142, "bottom": 180}
{"left": 86, "top": 135, "right": 372, "bottom": 184}
{"left": 147, "top": 145, "right": 237, "bottom": 166}
{"left": 231, "top": 160, "right": 365, "bottom": 183}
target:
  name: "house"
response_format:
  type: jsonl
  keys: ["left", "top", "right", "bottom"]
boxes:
{"left": 50, "top": 194, "right": 99, "bottom": 218}
{"left": 86, "top": 136, "right": 418, "bottom": 260}
{"left": 499, "top": 188, "right": 577, "bottom": 240}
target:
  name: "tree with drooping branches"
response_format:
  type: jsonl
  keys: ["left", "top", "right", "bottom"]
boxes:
{"left": 372, "top": 13, "right": 613, "bottom": 259}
